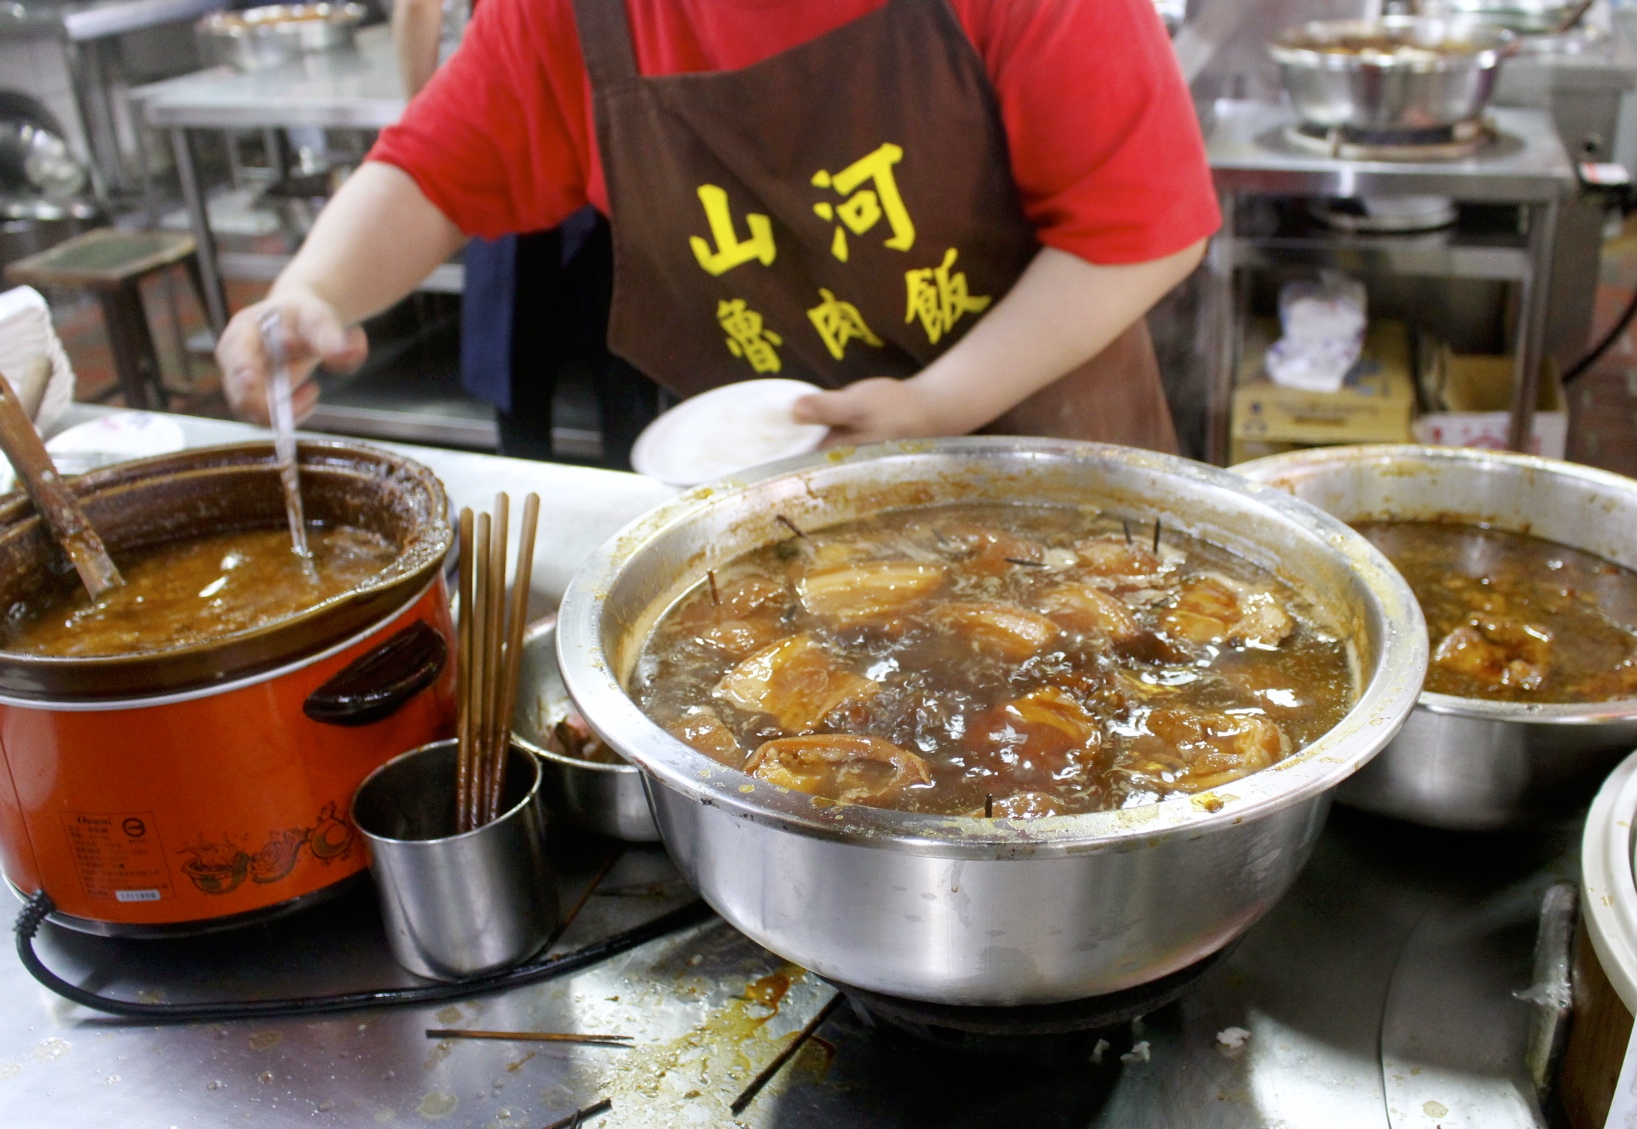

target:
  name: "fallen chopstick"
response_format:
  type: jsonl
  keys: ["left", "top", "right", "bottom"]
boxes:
{"left": 542, "top": 1098, "right": 613, "bottom": 1129}
{"left": 424, "top": 1029, "right": 632, "bottom": 1047}
{"left": 729, "top": 993, "right": 842, "bottom": 1115}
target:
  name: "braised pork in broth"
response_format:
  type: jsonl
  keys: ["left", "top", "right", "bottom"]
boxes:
{"left": 634, "top": 503, "right": 1355, "bottom": 816}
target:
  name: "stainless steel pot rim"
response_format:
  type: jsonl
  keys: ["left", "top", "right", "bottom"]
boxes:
{"left": 558, "top": 437, "right": 1426, "bottom": 859}
{"left": 512, "top": 617, "right": 640, "bottom": 777}
{"left": 1235, "top": 442, "right": 1637, "bottom": 726}
{"left": 1270, "top": 17, "right": 1516, "bottom": 71}
{"left": 350, "top": 736, "right": 543, "bottom": 848}
{"left": 0, "top": 439, "right": 452, "bottom": 685}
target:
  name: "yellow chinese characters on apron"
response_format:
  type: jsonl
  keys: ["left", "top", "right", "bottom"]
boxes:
{"left": 571, "top": 0, "right": 1179, "bottom": 453}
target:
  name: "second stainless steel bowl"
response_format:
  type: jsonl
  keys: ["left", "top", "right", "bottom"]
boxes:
{"left": 1270, "top": 16, "right": 1516, "bottom": 131}
{"left": 1236, "top": 444, "right": 1637, "bottom": 830}
{"left": 196, "top": 3, "right": 365, "bottom": 71}
{"left": 557, "top": 438, "right": 1426, "bottom": 1005}
{"left": 512, "top": 618, "right": 660, "bottom": 842}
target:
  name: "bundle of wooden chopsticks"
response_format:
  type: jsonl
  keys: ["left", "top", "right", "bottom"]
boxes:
{"left": 455, "top": 492, "right": 540, "bottom": 832}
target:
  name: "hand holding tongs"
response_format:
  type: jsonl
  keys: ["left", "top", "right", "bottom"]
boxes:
{"left": 258, "top": 309, "right": 313, "bottom": 562}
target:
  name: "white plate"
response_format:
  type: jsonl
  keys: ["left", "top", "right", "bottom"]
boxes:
{"left": 630, "top": 379, "right": 828, "bottom": 487}
{"left": 0, "top": 412, "right": 188, "bottom": 494}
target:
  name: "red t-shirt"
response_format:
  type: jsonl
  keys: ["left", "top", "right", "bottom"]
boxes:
{"left": 370, "top": 0, "right": 1219, "bottom": 265}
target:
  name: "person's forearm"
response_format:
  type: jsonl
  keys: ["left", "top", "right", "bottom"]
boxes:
{"left": 392, "top": 0, "right": 443, "bottom": 96}
{"left": 272, "top": 162, "right": 466, "bottom": 325}
{"left": 912, "top": 241, "right": 1207, "bottom": 434}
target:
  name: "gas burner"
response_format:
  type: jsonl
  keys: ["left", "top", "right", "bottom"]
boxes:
{"left": 1285, "top": 118, "right": 1495, "bottom": 162}
{"left": 828, "top": 943, "right": 1234, "bottom": 1067}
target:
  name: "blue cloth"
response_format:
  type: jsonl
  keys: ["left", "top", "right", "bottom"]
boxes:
{"left": 459, "top": 233, "right": 518, "bottom": 411}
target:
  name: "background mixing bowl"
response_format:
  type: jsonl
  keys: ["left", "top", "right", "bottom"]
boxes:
{"left": 1236, "top": 444, "right": 1637, "bottom": 830}
{"left": 1270, "top": 16, "right": 1516, "bottom": 131}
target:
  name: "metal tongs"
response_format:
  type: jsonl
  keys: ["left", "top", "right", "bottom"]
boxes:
{"left": 258, "top": 309, "right": 313, "bottom": 563}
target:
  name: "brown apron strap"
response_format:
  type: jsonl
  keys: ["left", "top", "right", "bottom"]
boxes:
{"left": 570, "top": 0, "right": 639, "bottom": 89}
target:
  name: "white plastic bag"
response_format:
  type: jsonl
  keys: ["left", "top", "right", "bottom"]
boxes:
{"left": 1265, "top": 273, "right": 1367, "bottom": 393}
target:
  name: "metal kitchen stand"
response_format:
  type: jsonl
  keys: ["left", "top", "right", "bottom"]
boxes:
{"left": 126, "top": 27, "right": 501, "bottom": 449}
{"left": 129, "top": 25, "right": 426, "bottom": 336}
{"left": 1204, "top": 100, "right": 1578, "bottom": 465}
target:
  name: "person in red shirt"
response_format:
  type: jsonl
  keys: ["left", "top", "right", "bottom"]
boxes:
{"left": 216, "top": 0, "right": 1219, "bottom": 454}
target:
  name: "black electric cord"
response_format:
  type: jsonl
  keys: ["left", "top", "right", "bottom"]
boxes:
{"left": 1562, "top": 173, "right": 1637, "bottom": 386}
{"left": 1562, "top": 283, "right": 1637, "bottom": 386}
{"left": 14, "top": 890, "right": 714, "bottom": 1023}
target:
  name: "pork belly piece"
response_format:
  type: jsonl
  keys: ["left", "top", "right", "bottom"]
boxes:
{"left": 1038, "top": 583, "right": 1142, "bottom": 642}
{"left": 665, "top": 706, "right": 747, "bottom": 768}
{"left": 1432, "top": 621, "right": 1551, "bottom": 691}
{"left": 1128, "top": 707, "right": 1290, "bottom": 793}
{"left": 1075, "top": 536, "right": 1173, "bottom": 584}
{"left": 746, "top": 734, "right": 931, "bottom": 807}
{"left": 696, "top": 617, "right": 787, "bottom": 659}
{"left": 933, "top": 601, "right": 1060, "bottom": 660}
{"left": 935, "top": 524, "right": 1046, "bottom": 577}
{"left": 713, "top": 633, "right": 879, "bottom": 732}
{"left": 1158, "top": 576, "right": 1293, "bottom": 650}
{"left": 796, "top": 560, "right": 945, "bottom": 625}
{"left": 962, "top": 687, "right": 1105, "bottom": 787}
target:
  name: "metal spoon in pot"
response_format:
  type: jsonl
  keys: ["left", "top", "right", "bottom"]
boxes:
{"left": 257, "top": 308, "right": 314, "bottom": 567}
{"left": 0, "top": 356, "right": 123, "bottom": 599}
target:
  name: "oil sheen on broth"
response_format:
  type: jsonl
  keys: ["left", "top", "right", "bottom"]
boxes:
{"left": 1355, "top": 520, "right": 1637, "bottom": 703}
{"left": 634, "top": 503, "right": 1355, "bottom": 817}
{"left": 1, "top": 525, "right": 396, "bottom": 657}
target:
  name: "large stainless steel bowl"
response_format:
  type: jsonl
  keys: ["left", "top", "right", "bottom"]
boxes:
{"left": 557, "top": 439, "right": 1425, "bottom": 1005}
{"left": 1236, "top": 445, "right": 1637, "bottom": 831}
{"left": 1270, "top": 16, "right": 1517, "bottom": 131}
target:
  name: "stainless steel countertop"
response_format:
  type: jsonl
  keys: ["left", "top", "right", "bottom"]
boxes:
{"left": 131, "top": 23, "right": 405, "bottom": 130}
{"left": 0, "top": 410, "right": 1575, "bottom": 1127}
{"left": 1207, "top": 101, "right": 1578, "bottom": 202}
{"left": 0, "top": 0, "right": 226, "bottom": 41}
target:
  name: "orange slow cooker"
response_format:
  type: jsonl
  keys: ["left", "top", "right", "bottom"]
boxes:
{"left": 0, "top": 441, "right": 456, "bottom": 935}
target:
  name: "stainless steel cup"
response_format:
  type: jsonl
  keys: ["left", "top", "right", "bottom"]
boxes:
{"left": 352, "top": 739, "right": 558, "bottom": 980}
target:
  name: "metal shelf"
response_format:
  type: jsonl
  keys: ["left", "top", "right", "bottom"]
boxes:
{"left": 1233, "top": 230, "right": 1532, "bottom": 281}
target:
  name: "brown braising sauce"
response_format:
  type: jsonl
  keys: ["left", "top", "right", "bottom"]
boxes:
{"left": 1, "top": 525, "right": 396, "bottom": 657}
{"left": 1354, "top": 520, "right": 1637, "bottom": 703}
{"left": 634, "top": 503, "right": 1356, "bottom": 817}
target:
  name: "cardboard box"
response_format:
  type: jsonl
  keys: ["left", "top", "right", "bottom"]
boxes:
{"left": 1411, "top": 348, "right": 1566, "bottom": 459}
{"left": 1231, "top": 319, "right": 1417, "bottom": 446}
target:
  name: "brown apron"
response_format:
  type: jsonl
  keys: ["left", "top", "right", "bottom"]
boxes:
{"left": 570, "top": 0, "right": 1179, "bottom": 453}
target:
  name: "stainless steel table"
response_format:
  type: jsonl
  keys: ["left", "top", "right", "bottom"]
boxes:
{"left": 1204, "top": 101, "right": 1578, "bottom": 464}
{"left": 0, "top": 409, "right": 1579, "bottom": 1129}
{"left": 0, "top": 0, "right": 231, "bottom": 199}
{"left": 129, "top": 25, "right": 421, "bottom": 335}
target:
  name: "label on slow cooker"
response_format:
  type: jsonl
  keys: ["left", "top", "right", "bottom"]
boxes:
{"left": 59, "top": 811, "right": 175, "bottom": 902}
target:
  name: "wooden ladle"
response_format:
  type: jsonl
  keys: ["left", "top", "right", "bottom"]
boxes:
{"left": 0, "top": 358, "right": 124, "bottom": 600}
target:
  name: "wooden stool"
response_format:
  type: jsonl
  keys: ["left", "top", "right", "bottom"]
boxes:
{"left": 6, "top": 228, "right": 207, "bottom": 411}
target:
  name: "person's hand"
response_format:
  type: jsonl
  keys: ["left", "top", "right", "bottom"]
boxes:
{"left": 215, "top": 288, "right": 367, "bottom": 425}
{"left": 791, "top": 377, "right": 945, "bottom": 447}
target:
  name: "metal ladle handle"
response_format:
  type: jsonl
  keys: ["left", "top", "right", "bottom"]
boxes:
{"left": 258, "top": 309, "right": 312, "bottom": 561}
